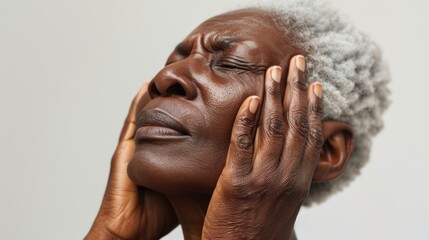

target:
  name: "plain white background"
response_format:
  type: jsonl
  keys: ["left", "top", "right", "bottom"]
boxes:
{"left": 1, "top": 0, "right": 428, "bottom": 239}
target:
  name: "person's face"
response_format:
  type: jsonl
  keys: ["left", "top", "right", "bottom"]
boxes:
{"left": 128, "top": 9, "right": 300, "bottom": 195}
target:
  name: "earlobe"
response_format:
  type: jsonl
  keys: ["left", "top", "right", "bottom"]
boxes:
{"left": 312, "top": 121, "right": 355, "bottom": 182}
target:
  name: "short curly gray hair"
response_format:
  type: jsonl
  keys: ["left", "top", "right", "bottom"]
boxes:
{"left": 242, "top": 0, "right": 391, "bottom": 205}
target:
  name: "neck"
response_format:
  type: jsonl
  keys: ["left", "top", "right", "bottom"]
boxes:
{"left": 167, "top": 193, "right": 211, "bottom": 240}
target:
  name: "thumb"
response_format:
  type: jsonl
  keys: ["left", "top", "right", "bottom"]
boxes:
{"left": 119, "top": 83, "right": 149, "bottom": 141}
{"left": 108, "top": 83, "right": 149, "bottom": 192}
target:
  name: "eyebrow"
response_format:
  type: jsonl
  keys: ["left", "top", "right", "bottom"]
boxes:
{"left": 212, "top": 38, "right": 236, "bottom": 51}
{"left": 174, "top": 37, "right": 237, "bottom": 55}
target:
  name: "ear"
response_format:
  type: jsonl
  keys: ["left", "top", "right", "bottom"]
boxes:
{"left": 312, "top": 121, "right": 355, "bottom": 182}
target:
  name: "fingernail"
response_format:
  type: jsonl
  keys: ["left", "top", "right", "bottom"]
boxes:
{"left": 270, "top": 66, "right": 282, "bottom": 83}
{"left": 249, "top": 96, "right": 260, "bottom": 114}
{"left": 313, "top": 82, "right": 323, "bottom": 98}
{"left": 295, "top": 55, "right": 306, "bottom": 72}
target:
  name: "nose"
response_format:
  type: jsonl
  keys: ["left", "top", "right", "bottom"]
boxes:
{"left": 148, "top": 63, "right": 198, "bottom": 100}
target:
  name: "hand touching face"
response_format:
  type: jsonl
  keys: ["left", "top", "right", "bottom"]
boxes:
{"left": 127, "top": 9, "right": 301, "bottom": 195}
{"left": 203, "top": 56, "right": 324, "bottom": 239}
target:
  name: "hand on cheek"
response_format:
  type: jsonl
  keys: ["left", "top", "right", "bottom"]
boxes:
{"left": 86, "top": 83, "right": 178, "bottom": 240}
{"left": 203, "top": 55, "right": 324, "bottom": 239}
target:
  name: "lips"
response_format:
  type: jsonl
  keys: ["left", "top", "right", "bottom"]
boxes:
{"left": 135, "top": 108, "right": 190, "bottom": 141}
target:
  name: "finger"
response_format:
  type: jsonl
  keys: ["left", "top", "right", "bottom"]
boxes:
{"left": 111, "top": 84, "right": 149, "bottom": 186}
{"left": 135, "top": 85, "right": 152, "bottom": 121}
{"left": 302, "top": 82, "right": 324, "bottom": 176}
{"left": 128, "top": 83, "right": 149, "bottom": 122}
{"left": 253, "top": 66, "right": 285, "bottom": 172}
{"left": 225, "top": 96, "right": 260, "bottom": 176}
{"left": 280, "top": 55, "right": 309, "bottom": 170}
{"left": 119, "top": 83, "right": 149, "bottom": 141}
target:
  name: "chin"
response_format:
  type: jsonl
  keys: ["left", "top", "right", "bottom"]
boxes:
{"left": 127, "top": 142, "right": 225, "bottom": 195}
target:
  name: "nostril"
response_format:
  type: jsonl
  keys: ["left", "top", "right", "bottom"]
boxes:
{"left": 166, "top": 83, "right": 186, "bottom": 97}
{"left": 149, "top": 83, "right": 161, "bottom": 98}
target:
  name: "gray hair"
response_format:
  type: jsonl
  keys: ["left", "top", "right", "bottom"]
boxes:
{"left": 243, "top": 0, "right": 391, "bottom": 205}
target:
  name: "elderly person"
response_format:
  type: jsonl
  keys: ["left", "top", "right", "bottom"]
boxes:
{"left": 86, "top": 0, "right": 390, "bottom": 239}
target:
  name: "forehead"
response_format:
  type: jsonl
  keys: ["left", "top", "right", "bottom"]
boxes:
{"left": 181, "top": 9, "right": 292, "bottom": 65}
{"left": 188, "top": 9, "right": 278, "bottom": 41}
{"left": 200, "top": 9, "right": 275, "bottom": 31}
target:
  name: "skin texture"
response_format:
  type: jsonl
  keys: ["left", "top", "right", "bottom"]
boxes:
{"left": 203, "top": 60, "right": 321, "bottom": 239}
{"left": 86, "top": 8, "right": 355, "bottom": 240}
{"left": 127, "top": 9, "right": 298, "bottom": 195}
{"left": 86, "top": 84, "right": 179, "bottom": 240}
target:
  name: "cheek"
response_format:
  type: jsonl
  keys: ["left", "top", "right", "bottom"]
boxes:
{"left": 205, "top": 76, "right": 263, "bottom": 142}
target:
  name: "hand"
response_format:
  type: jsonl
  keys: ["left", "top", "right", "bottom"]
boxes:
{"left": 86, "top": 84, "right": 178, "bottom": 240}
{"left": 202, "top": 55, "right": 324, "bottom": 239}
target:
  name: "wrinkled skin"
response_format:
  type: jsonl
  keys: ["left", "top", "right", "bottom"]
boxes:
{"left": 127, "top": 9, "right": 298, "bottom": 195}
{"left": 86, "top": 8, "right": 354, "bottom": 240}
{"left": 86, "top": 84, "right": 179, "bottom": 240}
{"left": 202, "top": 59, "right": 322, "bottom": 239}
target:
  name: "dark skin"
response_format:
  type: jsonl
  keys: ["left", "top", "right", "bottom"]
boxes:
{"left": 86, "top": 9, "right": 355, "bottom": 240}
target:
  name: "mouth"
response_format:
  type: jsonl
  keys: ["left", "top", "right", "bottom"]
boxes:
{"left": 135, "top": 108, "right": 190, "bottom": 141}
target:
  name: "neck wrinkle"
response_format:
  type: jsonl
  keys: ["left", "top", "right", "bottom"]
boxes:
{"left": 167, "top": 194, "right": 211, "bottom": 240}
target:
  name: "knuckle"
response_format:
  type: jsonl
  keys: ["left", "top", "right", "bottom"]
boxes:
{"left": 229, "top": 178, "right": 262, "bottom": 199}
{"left": 235, "top": 134, "right": 253, "bottom": 151}
{"left": 309, "top": 100, "right": 323, "bottom": 116}
{"left": 266, "top": 116, "right": 285, "bottom": 138}
{"left": 279, "top": 174, "right": 297, "bottom": 197}
{"left": 230, "top": 178, "right": 269, "bottom": 199}
{"left": 237, "top": 115, "right": 255, "bottom": 129}
{"left": 279, "top": 174, "right": 309, "bottom": 202}
{"left": 267, "top": 85, "right": 282, "bottom": 99}
{"left": 232, "top": 115, "right": 256, "bottom": 152}
{"left": 252, "top": 175, "right": 270, "bottom": 189}
{"left": 289, "top": 106, "right": 309, "bottom": 137}
{"left": 292, "top": 74, "right": 307, "bottom": 92}
{"left": 228, "top": 177, "right": 247, "bottom": 192}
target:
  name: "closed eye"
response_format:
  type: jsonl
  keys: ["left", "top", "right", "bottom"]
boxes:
{"left": 215, "top": 57, "right": 266, "bottom": 74}
{"left": 217, "top": 61, "right": 241, "bottom": 70}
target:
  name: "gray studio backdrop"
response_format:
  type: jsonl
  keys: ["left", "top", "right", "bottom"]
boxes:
{"left": 1, "top": 0, "right": 428, "bottom": 239}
